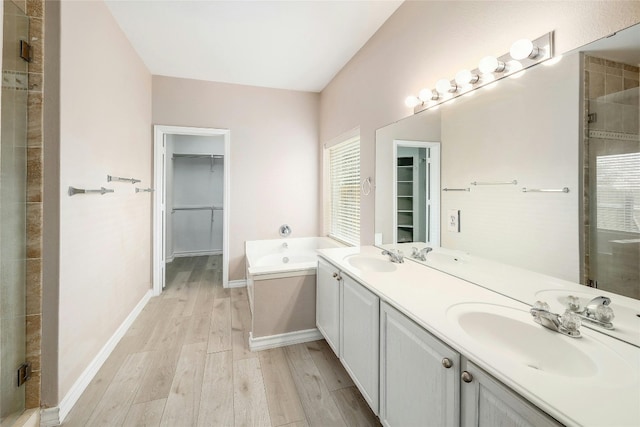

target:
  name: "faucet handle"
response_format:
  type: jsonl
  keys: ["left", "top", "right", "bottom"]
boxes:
{"left": 560, "top": 310, "right": 582, "bottom": 334}
{"left": 565, "top": 295, "right": 581, "bottom": 312}
{"left": 594, "top": 305, "right": 615, "bottom": 323}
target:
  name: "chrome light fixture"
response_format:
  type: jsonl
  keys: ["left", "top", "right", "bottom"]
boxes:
{"left": 404, "top": 32, "right": 553, "bottom": 114}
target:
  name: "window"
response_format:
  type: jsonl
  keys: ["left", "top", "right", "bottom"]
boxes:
{"left": 596, "top": 152, "right": 640, "bottom": 233}
{"left": 326, "top": 135, "right": 360, "bottom": 245}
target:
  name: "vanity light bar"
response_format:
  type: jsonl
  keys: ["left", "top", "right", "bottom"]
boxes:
{"left": 407, "top": 32, "right": 553, "bottom": 114}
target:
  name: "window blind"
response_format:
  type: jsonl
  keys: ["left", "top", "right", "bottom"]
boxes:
{"left": 596, "top": 152, "right": 640, "bottom": 233}
{"left": 328, "top": 137, "right": 360, "bottom": 246}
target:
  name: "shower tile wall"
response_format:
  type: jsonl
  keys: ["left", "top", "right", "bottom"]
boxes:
{"left": 583, "top": 55, "right": 640, "bottom": 298}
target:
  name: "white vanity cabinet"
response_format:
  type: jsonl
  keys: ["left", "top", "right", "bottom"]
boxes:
{"left": 460, "top": 361, "right": 561, "bottom": 427}
{"left": 316, "top": 258, "right": 341, "bottom": 354}
{"left": 341, "top": 274, "right": 380, "bottom": 412}
{"left": 380, "top": 302, "right": 460, "bottom": 427}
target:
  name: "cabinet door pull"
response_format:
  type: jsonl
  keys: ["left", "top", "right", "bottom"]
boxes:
{"left": 461, "top": 371, "right": 473, "bottom": 383}
{"left": 332, "top": 272, "right": 339, "bottom": 279}
{"left": 442, "top": 358, "right": 453, "bottom": 369}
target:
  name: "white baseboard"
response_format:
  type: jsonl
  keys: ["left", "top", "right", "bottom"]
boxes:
{"left": 39, "top": 407, "right": 59, "bottom": 427}
{"left": 249, "top": 328, "right": 323, "bottom": 351}
{"left": 52, "top": 290, "right": 153, "bottom": 424}
{"left": 227, "top": 279, "right": 246, "bottom": 289}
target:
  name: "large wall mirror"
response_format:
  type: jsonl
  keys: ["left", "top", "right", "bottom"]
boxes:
{"left": 375, "top": 23, "right": 639, "bottom": 345}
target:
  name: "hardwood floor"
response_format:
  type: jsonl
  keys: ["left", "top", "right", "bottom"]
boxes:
{"left": 63, "top": 256, "right": 381, "bottom": 427}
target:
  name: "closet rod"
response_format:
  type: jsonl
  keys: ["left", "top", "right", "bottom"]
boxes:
{"left": 172, "top": 206, "right": 223, "bottom": 212}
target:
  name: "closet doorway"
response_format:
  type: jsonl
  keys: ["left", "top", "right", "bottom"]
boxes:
{"left": 153, "top": 126, "right": 230, "bottom": 295}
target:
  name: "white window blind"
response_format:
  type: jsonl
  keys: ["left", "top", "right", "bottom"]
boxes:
{"left": 596, "top": 152, "right": 640, "bottom": 233}
{"left": 328, "top": 137, "right": 360, "bottom": 245}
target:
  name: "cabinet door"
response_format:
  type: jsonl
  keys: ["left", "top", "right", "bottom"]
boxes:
{"left": 461, "top": 361, "right": 561, "bottom": 427}
{"left": 380, "top": 302, "right": 460, "bottom": 427}
{"left": 341, "top": 274, "right": 379, "bottom": 413}
{"left": 316, "top": 258, "right": 341, "bottom": 354}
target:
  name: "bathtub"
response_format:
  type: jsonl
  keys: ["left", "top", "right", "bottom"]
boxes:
{"left": 245, "top": 236, "right": 344, "bottom": 350}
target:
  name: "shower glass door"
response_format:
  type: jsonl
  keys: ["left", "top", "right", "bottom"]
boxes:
{"left": 0, "top": 1, "right": 29, "bottom": 424}
{"left": 586, "top": 55, "right": 640, "bottom": 299}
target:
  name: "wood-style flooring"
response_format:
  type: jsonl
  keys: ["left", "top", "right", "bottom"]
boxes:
{"left": 63, "top": 255, "right": 381, "bottom": 427}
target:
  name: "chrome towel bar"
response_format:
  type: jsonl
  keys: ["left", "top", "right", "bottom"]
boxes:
{"left": 68, "top": 186, "right": 114, "bottom": 196}
{"left": 471, "top": 180, "right": 517, "bottom": 186}
{"left": 107, "top": 175, "right": 141, "bottom": 184}
{"left": 522, "top": 187, "right": 570, "bottom": 193}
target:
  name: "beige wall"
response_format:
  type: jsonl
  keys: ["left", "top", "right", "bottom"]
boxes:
{"left": 57, "top": 0, "right": 152, "bottom": 399}
{"left": 320, "top": 1, "right": 640, "bottom": 245}
{"left": 152, "top": 77, "right": 320, "bottom": 280}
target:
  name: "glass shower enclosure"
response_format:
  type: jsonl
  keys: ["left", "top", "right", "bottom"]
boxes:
{"left": 0, "top": 1, "right": 29, "bottom": 424}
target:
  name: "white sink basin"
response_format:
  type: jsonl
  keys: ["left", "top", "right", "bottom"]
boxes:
{"left": 425, "top": 251, "right": 468, "bottom": 266}
{"left": 447, "top": 302, "right": 635, "bottom": 381}
{"left": 344, "top": 254, "right": 397, "bottom": 273}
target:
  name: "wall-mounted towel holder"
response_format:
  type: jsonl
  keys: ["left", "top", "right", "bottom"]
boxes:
{"left": 522, "top": 187, "right": 570, "bottom": 193}
{"left": 443, "top": 188, "right": 470, "bottom": 192}
{"left": 471, "top": 180, "right": 517, "bottom": 186}
{"left": 135, "top": 188, "right": 154, "bottom": 193}
{"left": 68, "top": 186, "right": 114, "bottom": 196}
{"left": 107, "top": 175, "right": 141, "bottom": 184}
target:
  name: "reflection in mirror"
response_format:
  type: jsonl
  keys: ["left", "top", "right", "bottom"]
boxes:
{"left": 375, "top": 23, "right": 639, "bottom": 347}
{"left": 393, "top": 141, "right": 440, "bottom": 246}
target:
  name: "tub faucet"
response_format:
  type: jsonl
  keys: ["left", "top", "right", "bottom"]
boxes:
{"left": 411, "top": 246, "right": 433, "bottom": 261}
{"left": 381, "top": 249, "right": 404, "bottom": 263}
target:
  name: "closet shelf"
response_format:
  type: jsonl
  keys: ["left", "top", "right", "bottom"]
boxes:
{"left": 172, "top": 154, "right": 223, "bottom": 159}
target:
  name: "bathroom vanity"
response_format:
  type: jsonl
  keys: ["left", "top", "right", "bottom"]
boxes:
{"left": 316, "top": 246, "right": 640, "bottom": 427}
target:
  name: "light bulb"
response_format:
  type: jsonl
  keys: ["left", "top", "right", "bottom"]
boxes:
{"left": 435, "top": 79, "right": 456, "bottom": 94}
{"left": 419, "top": 88, "right": 438, "bottom": 102}
{"left": 404, "top": 95, "right": 421, "bottom": 108}
{"left": 455, "top": 69, "right": 479, "bottom": 86}
{"left": 510, "top": 39, "right": 539, "bottom": 60}
{"left": 478, "top": 56, "right": 505, "bottom": 74}
{"left": 507, "top": 60, "right": 524, "bottom": 78}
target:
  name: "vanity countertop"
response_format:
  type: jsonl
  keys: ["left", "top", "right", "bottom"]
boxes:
{"left": 318, "top": 245, "right": 640, "bottom": 427}
{"left": 381, "top": 242, "right": 640, "bottom": 347}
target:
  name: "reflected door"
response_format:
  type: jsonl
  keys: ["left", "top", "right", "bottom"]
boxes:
{"left": 585, "top": 55, "right": 640, "bottom": 299}
{"left": 0, "top": 1, "right": 29, "bottom": 423}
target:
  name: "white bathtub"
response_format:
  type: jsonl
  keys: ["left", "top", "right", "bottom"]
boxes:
{"left": 245, "top": 236, "right": 344, "bottom": 350}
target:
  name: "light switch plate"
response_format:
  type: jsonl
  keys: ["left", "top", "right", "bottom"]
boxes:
{"left": 448, "top": 209, "right": 460, "bottom": 232}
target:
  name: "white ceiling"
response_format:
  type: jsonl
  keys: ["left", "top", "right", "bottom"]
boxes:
{"left": 105, "top": 0, "right": 403, "bottom": 92}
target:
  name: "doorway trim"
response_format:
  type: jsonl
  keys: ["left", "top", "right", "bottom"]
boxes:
{"left": 153, "top": 125, "right": 230, "bottom": 296}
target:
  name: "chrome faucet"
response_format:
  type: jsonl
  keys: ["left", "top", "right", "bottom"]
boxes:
{"left": 530, "top": 301, "right": 581, "bottom": 338}
{"left": 381, "top": 249, "right": 404, "bottom": 263}
{"left": 411, "top": 246, "right": 433, "bottom": 261}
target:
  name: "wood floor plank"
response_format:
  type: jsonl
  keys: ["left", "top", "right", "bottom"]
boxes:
{"left": 259, "top": 347, "right": 306, "bottom": 426}
{"left": 193, "top": 275, "right": 217, "bottom": 314}
{"left": 279, "top": 421, "right": 310, "bottom": 427}
{"left": 233, "top": 357, "right": 272, "bottom": 427}
{"left": 197, "top": 351, "right": 234, "bottom": 426}
{"left": 143, "top": 313, "right": 189, "bottom": 352}
{"left": 332, "top": 386, "right": 381, "bottom": 427}
{"left": 208, "top": 297, "right": 232, "bottom": 353}
{"left": 160, "top": 342, "right": 207, "bottom": 427}
{"left": 284, "top": 344, "right": 346, "bottom": 427}
{"left": 134, "top": 346, "right": 182, "bottom": 404}
{"left": 186, "top": 312, "right": 213, "bottom": 344}
{"left": 163, "top": 270, "right": 190, "bottom": 299}
{"left": 123, "top": 398, "right": 166, "bottom": 427}
{"left": 231, "top": 291, "right": 256, "bottom": 360}
{"left": 305, "top": 340, "right": 354, "bottom": 391}
{"left": 85, "top": 352, "right": 151, "bottom": 426}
